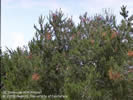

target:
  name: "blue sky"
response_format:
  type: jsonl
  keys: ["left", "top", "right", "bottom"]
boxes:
{"left": 2, "top": 0, "right": 133, "bottom": 51}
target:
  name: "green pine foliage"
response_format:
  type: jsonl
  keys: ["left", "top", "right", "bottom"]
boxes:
{"left": 1, "top": 5, "right": 133, "bottom": 100}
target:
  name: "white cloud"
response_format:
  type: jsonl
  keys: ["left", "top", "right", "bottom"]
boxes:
{"left": 12, "top": 32, "right": 26, "bottom": 49}
{"left": 2, "top": 32, "right": 27, "bottom": 51}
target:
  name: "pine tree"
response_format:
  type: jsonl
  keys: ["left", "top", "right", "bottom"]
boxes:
{"left": 1, "top": 6, "right": 133, "bottom": 100}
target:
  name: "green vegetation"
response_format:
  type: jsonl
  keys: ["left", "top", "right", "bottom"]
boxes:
{"left": 1, "top": 5, "right": 133, "bottom": 100}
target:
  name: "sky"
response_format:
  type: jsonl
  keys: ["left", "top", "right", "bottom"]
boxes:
{"left": 1, "top": 0, "right": 133, "bottom": 51}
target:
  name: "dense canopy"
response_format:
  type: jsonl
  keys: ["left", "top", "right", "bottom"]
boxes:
{"left": 1, "top": 5, "right": 133, "bottom": 100}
